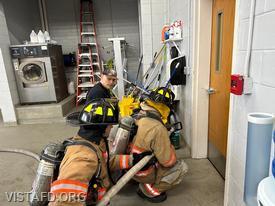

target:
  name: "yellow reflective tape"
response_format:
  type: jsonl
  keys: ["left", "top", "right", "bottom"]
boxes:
{"left": 84, "top": 104, "right": 93, "bottom": 112}
{"left": 107, "top": 108, "right": 113, "bottom": 116}
{"left": 165, "top": 92, "right": 170, "bottom": 98}
{"left": 158, "top": 89, "right": 164, "bottom": 95}
{"left": 95, "top": 107, "right": 103, "bottom": 115}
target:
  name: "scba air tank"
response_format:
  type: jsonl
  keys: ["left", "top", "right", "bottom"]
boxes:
{"left": 110, "top": 116, "right": 135, "bottom": 155}
{"left": 30, "top": 143, "right": 64, "bottom": 206}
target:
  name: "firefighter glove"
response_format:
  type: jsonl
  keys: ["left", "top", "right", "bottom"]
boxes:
{"left": 132, "top": 151, "right": 156, "bottom": 171}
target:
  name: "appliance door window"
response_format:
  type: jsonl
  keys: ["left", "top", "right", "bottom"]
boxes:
{"left": 19, "top": 62, "right": 47, "bottom": 84}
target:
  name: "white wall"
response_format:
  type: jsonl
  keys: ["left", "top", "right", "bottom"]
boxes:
{"left": 46, "top": 0, "right": 140, "bottom": 82}
{"left": 0, "top": 2, "right": 18, "bottom": 124}
{"left": 139, "top": 0, "right": 192, "bottom": 147}
{"left": 139, "top": 0, "right": 167, "bottom": 77}
{"left": 0, "top": 0, "right": 41, "bottom": 123}
{"left": 225, "top": 0, "right": 275, "bottom": 205}
{"left": 168, "top": 0, "right": 192, "bottom": 146}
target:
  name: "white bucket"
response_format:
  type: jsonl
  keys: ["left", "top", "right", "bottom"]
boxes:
{"left": 257, "top": 176, "right": 275, "bottom": 206}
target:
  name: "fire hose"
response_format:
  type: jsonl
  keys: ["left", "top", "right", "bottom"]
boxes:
{"left": 0, "top": 148, "right": 40, "bottom": 161}
{"left": 0, "top": 148, "right": 154, "bottom": 206}
{"left": 96, "top": 154, "right": 154, "bottom": 206}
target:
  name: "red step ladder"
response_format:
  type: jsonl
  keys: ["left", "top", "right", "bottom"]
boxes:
{"left": 76, "top": 0, "right": 102, "bottom": 106}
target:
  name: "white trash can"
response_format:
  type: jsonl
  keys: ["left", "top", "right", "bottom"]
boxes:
{"left": 244, "top": 113, "right": 274, "bottom": 206}
{"left": 257, "top": 176, "right": 275, "bottom": 206}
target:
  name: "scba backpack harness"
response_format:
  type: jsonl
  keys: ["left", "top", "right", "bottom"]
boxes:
{"left": 30, "top": 138, "right": 103, "bottom": 206}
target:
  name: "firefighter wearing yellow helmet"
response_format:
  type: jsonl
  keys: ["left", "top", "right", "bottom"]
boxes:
{"left": 129, "top": 87, "right": 188, "bottom": 203}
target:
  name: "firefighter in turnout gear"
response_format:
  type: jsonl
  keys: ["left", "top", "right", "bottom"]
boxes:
{"left": 49, "top": 99, "right": 150, "bottom": 206}
{"left": 78, "top": 68, "right": 118, "bottom": 143}
{"left": 131, "top": 87, "right": 188, "bottom": 203}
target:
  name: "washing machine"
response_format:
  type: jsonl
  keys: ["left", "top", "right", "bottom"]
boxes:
{"left": 10, "top": 44, "right": 68, "bottom": 104}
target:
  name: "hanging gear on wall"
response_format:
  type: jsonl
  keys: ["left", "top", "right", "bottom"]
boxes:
{"left": 168, "top": 55, "right": 186, "bottom": 86}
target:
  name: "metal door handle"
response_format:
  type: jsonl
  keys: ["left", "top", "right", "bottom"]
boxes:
{"left": 206, "top": 87, "right": 216, "bottom": 94}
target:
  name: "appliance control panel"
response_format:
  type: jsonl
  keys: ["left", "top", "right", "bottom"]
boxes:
{"left": 10, "top": 45, "right": 49, "bottom": 58}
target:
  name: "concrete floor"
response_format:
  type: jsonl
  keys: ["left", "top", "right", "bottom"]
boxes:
{"left": 0, "top": 122, "right": 224, "bottom": 206}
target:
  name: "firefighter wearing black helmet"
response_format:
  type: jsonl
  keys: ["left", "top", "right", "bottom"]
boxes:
{"left": 78, "top": 68, "right": 118, "bottom": 144}
{"left": 49, "top": 99, "right": 151, "bottom": 206}
{"left": 148, "top": 87, "right": 175, "bottom": 107}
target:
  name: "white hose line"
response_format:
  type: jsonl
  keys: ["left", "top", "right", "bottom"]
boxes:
{"left": 96, "top": 154, "right": 154, "bottom": 206}
{"left": 0, "top": 148, "right": 40, "bottom": 161}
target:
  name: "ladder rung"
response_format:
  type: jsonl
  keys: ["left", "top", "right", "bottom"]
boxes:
{"left": 81, "top": 22, "right": 93, "bottom": 25}
{"left": 79, "top": 64, "right": 91, "bottom": 67}
{"left": 80, "top": 43, "right": 97, "bottom": 46}
{"left": 77, "top": 92, "right": 88, "bottom": 99}
{"left": 79, "top": 70, "right": 93, "bottom": 72}
{"left": 78, "top": 82, "right": 94, "bottom": 87}
{"left": 81, "top": 32, "right": 95, "bottom": 36}
{"left": 79, "top": 53, "right": 98, "bottom": 57}
{"left": 79, "top": 63, "right": 98, "bottom": 67}
{"left": 78, "top": 74, "right": 93, "bottom": 77}
{"left": 82, "top": 12, "right": 93, "bottom": 14}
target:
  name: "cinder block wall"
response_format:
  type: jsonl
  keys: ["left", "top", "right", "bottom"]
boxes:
{"left": 225, "top": 0, "right": 275, "bottom": 205}
{"left": 2, "top": 0, "right": 41, "bottom": 44}
{"left": 139, "top": 0, "right": 167, "bottom": 78}
{"left": 45, "top": 0, "right": 79, "bottom": 54}
{"left": 168, "top": 0, "right": 192, "bottom": 147}
{"left": 94, "top": 0, "right": 140, "bottom": 83}
{"left": 46, "top": 0, "right": 140, "bottom": 82}
{"left": 139, "top": 0, "right": 192, "bottom": 147}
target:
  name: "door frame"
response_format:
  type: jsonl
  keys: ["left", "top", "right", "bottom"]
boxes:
{"left": 191, "top": 0, "right": 212, "bottom": 159}
{"left": 191, "top": 0, "right": 240, "bottom": 205}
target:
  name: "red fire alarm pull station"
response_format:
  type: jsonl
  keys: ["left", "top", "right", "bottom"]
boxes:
{"left": 231, "top": 74, "right": 244, "bottom": 95}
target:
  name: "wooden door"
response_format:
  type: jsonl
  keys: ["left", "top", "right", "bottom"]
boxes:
{"left": 208, "top": 0, "right": 235, "bottom": 178}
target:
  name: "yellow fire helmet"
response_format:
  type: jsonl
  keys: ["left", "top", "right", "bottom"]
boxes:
{"left": 118, "top": 95, "right": 140, "bottom": 117}
{"left": 144, "top": 99, "right": 170, "bottom": 124}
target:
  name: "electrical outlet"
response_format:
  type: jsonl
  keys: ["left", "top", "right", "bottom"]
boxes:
{"left": 243, "top": 76, "right": 253, "bottom": 95}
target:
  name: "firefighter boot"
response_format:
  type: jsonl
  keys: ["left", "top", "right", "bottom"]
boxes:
{"left": 137, "top": 184, "right": 167, "bottom": 203}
